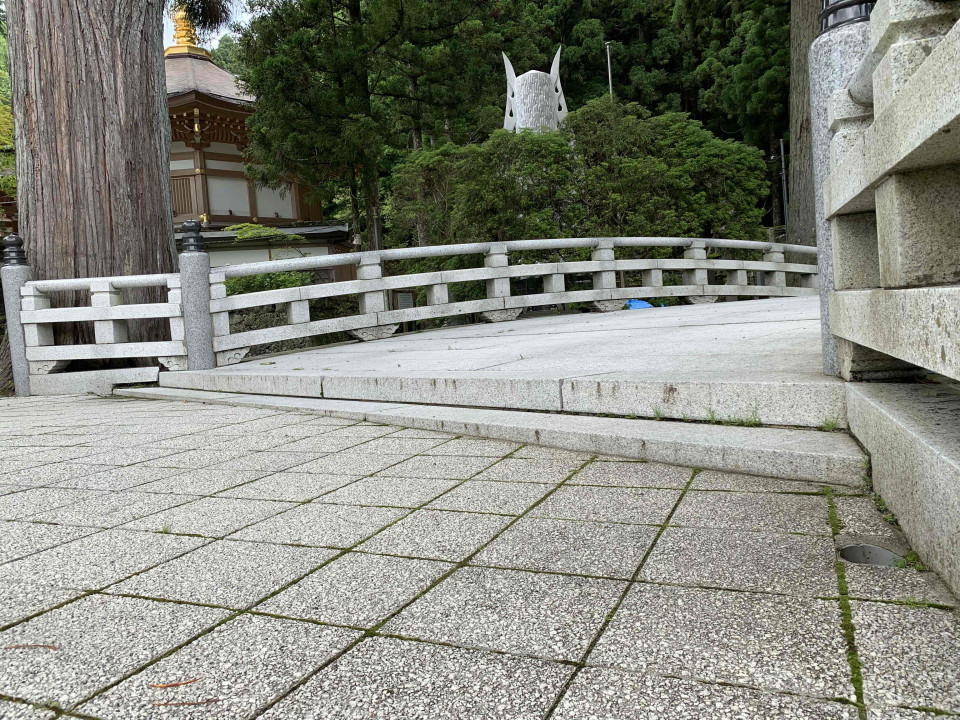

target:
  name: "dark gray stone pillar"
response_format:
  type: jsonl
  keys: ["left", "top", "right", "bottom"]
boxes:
{"left": 2, "top": 233, "right": 33, "bottom": 396}
{"left": 809, "top": 20, "right": 871, "bottom": 376}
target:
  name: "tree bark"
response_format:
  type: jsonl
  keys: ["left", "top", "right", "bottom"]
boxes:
{"left": 788, "top": 0, "right": 820, "bottom": 247}
{"left": 6, "top": 0, "right": 176, "bottom": 343}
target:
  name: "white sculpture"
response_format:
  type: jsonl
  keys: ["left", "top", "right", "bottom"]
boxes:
{"left": 503, "top": 47, "right": 568, "bottom": 132}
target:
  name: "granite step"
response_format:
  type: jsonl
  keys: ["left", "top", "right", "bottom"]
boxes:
{"left": 116, "top": 386, "right": 866, "bottom": 486}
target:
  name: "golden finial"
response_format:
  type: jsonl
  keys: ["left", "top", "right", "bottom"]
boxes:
{"left": 165, "top": 7, "right": 211, "bottom": 59}
{"left": 173, "top": 9, "right": 200, "bottom": 46}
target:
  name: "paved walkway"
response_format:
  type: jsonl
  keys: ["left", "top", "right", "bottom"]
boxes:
{"left": 0, "top": 395, "right": 957, "bottom": 720}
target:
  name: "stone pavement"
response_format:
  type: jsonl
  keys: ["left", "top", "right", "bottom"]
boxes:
{"left": 0, "top": 395, "right": 957, "bottom": 720}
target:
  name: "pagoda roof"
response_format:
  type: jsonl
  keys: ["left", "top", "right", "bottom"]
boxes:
{"left": 165, "top": 52, "right": 253, "bottom": 106}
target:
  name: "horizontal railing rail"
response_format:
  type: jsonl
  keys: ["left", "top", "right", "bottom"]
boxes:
{"left": 218, "top": 237, "right": 817, "bottom": 278}
{"left": 209, "top": 237, "right": 818, "bottom": 356}
{"left": 0, "top": 226, "right": 819, "bottom": 396}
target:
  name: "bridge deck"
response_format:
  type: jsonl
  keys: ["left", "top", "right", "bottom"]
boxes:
{"left": 163, "top": 297, "right": 846, "bottom": 428}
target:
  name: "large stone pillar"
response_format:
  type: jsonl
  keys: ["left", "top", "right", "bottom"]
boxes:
{"left": 809, "top": 14, "right": 871, "bottom": 376}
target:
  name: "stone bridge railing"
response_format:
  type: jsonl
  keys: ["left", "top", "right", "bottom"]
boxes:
{"left": 823, "top": 0, "right": 960, "bottom": 382}
{"left": 1, "top": 225, "right": 818, "bottom": 396}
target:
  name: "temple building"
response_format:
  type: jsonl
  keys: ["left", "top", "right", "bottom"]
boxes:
{"left": 164, "top": 14, "right": 350, "bottom": 266}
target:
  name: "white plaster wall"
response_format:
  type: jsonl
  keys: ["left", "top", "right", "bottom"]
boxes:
{"left": 208, "top": 177, "right": 250, "bottom": 216}
{"left": 209, "top": 142, "right": 243, "bottom": 155}
{"left": 170, "top": 141, "right": 189, "bottom": 154}
{"left": 256, "top": 184, "right": 295, "bottom": 219}
{"left": 209, "top": 244, "right": 331, "bottom": 268}
{"left": 206, "top": 159, "right": 245, "bottom": 172}
{"left": 170, "top": 159, "right": 195, "bottom": 171}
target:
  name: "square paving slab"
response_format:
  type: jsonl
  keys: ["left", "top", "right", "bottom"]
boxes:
{"left": 122, "top": 497, "right": 296, "bottom": 537}
{"left": 474, "top": 516, "right": 658, "bottom": 578}
{"left": 258, "top": 636, "right": 571, "bottom": 720}
{"left": 553, "top": 667, "right": 860, "bottom": 720}
{"left": 259, "top": 552, "right": 452, "bottom": 627}
{"left": 570, "top": 461, "right": 693, "bottom": 488}
{"left": 0, "top": 595, "right": 226, "bottom": 709}
{"left": 359, "top": 509, "right": 512, "bottom": 561}
{"left": 641, "top": 526, "right": 838, "bottom": 596}
{"left": 78, "top": 614, "right": 360, "bottom": 720}
{"left": 670, "top": 489, "right": 832, "bottom": 535}
{"left": 589, "top": 584, "right": 853, "bottom": 699}
{"left": 318, "top": 476, "right": 459, "bottom": 508}
{"left": 426, "top": 480, "right": 553, "bottom": 515}
{"left": 217, "top": 472, "right": 361, "bottom": 502}
{"left": 531, "top": 485, "right": 681, "bottom": 525}
{"left": 231, "top": 502, "right": 407, "bottom": 548}
{"left": 110, "top": 540, "right": 335, "bottom": 608}
{"left": 0, "top": 529, "right": 206, "bottom": 590}
{"left": 386, "top": 566, "right": 624, "bottom": 661}
{"left": 852, "top": 601, "right": 960, "bottom": 713}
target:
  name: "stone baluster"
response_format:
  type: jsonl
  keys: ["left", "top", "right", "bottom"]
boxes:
{"left": 20, "top": 285, "right": 65, "bottom": 377}
{"left": 762, "top": 248, "right": 787, "bottom": 289}
{"left": 348, "top": 254, "right": 399, "bottom": 340}
{"left": 641, "top": 267, "right": 663, "bottom": 289}
{"left": 1, "top": 233, "right": 33, "bottom": 395}
{"left": 543, "top": 272, "right": 565, "bottom": 294}
{"left": 357, "top": 255, "right": 387, "bottom": 315}
{"left": 90, "top": 280, "right": 128, "bottom": 344}
{"left": 479, "top": 244, "right": 522, "bottom": 322}
{"left": 484, "top": 244, "right": 511, "bottom": 299}
{"left": 590, "top": 239, "right": 622, "bottom": 312}
{"left": 684, "top": 240, "right": 719, "bottom": 304}
{"left": 288, "top": 299, "right": 310, "bottom": 325}
{"left": 682, "top": 240, "right": 708, "bottom": 287}
{"left": 426, "top": 283, "right": 449, "bottom": 306}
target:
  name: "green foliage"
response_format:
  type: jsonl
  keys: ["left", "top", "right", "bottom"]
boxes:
{"left": 692, "top": 0, "right": 790, "bottom": 149}
{"left": 236, "top": 0, "right": 787, "bottom": 242}
{"left": 224, "top": 222, "right": 304, "bottom": 244}
{"left": 223, "top": 270, "right": 313, "bottom": 296}
{"left": 210, "top": 33, "right": 243, "bottom": 75}
{"left": 221, "top": 224, "right": 311, "bottom": 296}
{"left": 391, "top": 98, "right": 768, "bottom": 247}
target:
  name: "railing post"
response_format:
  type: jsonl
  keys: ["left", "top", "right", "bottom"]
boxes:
{"left": 426, "top": 283, "right": 449, "bottom": 306}
{"left": 479, "top": 243, "right": 522, "bottom": 322}
{"left": 356, "top": 255, "right": 388, "bottom": 314}
{"left": 90, "top": 280, "right": 128, "bottom": 344}
{"left": 682, "top": 240, "right": 708, "bottom": 286}
{"left": 683, "top": 239, "right": 718, "bottom": 304}
{"left": 349, "top": 254, "right": 400, "bottom": 341}
{"left": 484, "top": 244, "right": 511, "bottom": 300}
{"left": 178, "top": 220, "right": 216, "bottom": 371}
{"left": 1, "top": 233, "right": 33, "bottom": 396}
{"left": 590, "top": 239, "right": 621, "bottom": 312}
{"left": 762, "top": 247, "right": 787, "bottom": 289}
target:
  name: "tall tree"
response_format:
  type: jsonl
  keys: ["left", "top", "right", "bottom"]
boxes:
{"left": 211, "top": 32, "right": 243, "bottom": 75}
{"left": 239, "top": 0, "right": 491, "bottom": 249}
{"left": 4, "top": 0, "right": 228, "bottom": 344}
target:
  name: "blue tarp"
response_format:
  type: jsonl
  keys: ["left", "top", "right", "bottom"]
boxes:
{"left": 625, "top": 299, "right": 654, "bottom": 309}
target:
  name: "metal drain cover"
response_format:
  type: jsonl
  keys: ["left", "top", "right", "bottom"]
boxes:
{"left": 838, "top": 544, "right": 903, "bottom": 567}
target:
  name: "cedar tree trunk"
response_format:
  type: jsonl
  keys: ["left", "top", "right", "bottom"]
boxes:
{"left": 6, "top": 0, "right": 176, "bottom": 345}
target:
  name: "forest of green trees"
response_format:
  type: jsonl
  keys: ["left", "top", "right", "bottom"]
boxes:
{"left": 213, "top": 0, "right": 789, "bottom": 251}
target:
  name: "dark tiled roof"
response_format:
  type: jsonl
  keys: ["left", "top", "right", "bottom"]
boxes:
{"left": 165, "top": 53, "right": 254, "bottom": 105}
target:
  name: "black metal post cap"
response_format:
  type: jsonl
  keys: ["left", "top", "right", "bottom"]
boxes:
{"left": 819, "top": 0, "right": 875, "bottom": 33}
{"left": 181, "top": 219, "right": 206, "bottom": 253}
{"left": 2, "top": 232, "right": 28, "bottom": 267}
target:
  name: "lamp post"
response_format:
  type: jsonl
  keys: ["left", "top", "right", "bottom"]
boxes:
{"left": 605, "top": 41, "right": 614, "bottom": 101}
